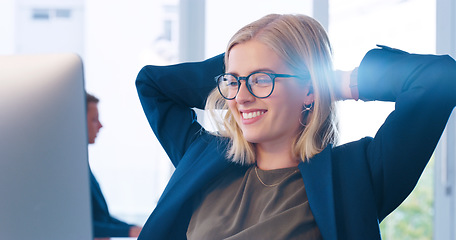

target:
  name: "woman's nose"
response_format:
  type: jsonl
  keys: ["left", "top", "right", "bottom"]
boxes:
{"left": 235, "top": 81, "right": 255, "bottom": 104}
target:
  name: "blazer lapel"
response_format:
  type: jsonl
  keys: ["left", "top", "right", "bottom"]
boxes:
{"left": 299, "top": 145, "right": 338, "bottom": 240}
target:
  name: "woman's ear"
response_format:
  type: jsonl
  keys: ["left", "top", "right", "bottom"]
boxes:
{"left": 303, "top": 85, "right": 315, "bottom": 106}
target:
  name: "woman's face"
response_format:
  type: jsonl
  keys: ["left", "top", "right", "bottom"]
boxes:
{"left": 87, "top": 102, "right": 103, "bottom": 144}
{"left": 226, "top": 40, "right": 312, "bottom": 147}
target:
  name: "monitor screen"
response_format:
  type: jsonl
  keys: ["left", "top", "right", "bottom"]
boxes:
{"left": 0, "top": 53, "right": 92, "bottom": 240}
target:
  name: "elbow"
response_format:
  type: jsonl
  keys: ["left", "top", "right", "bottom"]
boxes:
{"left": 426, "top": 55, "right": 456, "bottom": 107}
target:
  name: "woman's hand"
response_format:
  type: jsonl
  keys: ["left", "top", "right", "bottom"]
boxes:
{"left": 129, "top": 226, "right": 143, "bottom": 237}
{"left": 334, "top": 68, "right": 358, "bottom": 101}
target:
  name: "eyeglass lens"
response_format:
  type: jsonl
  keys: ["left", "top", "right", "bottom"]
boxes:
{"left": 217, "top": 73, "right": 274, "bottom": 99}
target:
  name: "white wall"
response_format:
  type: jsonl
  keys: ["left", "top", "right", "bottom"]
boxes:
{"left": 205, "top": 0, "right": 313, "bottom": 58}
{"left": 0, "top": 0, "right": 16, "bottom": 54}
{"left": 15, "top": 2, "right": 84, "bottom": 55}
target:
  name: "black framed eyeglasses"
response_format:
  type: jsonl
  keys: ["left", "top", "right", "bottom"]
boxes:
{"left": 215, "top": 71, "right": 308, "bottom": 100}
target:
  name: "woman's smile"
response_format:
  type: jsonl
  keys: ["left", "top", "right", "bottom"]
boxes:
{"left": 241, "top": 109, "right": 267, "bottom": 123}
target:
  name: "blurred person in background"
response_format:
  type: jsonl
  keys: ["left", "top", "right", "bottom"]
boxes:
{"left": 86, "top": 93, "right": 142, "bottom": 239}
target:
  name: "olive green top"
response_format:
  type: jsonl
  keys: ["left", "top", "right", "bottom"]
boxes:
{"left": 187, "top": 165, "right": 322, "bottom": 240}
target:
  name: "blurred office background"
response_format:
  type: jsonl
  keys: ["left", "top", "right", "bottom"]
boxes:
{"left": 0, "top": 0, "right": 454, "bottom": 239}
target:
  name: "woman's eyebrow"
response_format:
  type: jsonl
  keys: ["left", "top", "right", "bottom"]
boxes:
{"left": 225, "top": 68, "right": 276, "bottom": 76}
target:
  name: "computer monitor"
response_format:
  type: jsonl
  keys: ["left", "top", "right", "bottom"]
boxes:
{"left": 0, "top": 54, "right": 92, "bottom": 239}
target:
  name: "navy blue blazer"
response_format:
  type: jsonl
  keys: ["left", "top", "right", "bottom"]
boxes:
{"left": 136, "top": 46, "right": 456, "bottom": 239}
{"left": 90, "top": 169, "right": 133, "bottom": 237}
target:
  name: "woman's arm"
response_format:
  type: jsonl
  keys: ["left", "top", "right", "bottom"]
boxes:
{"left": 357, "top": 45, "right": 456, "bottom": 219}
{"left": 135, "top": 54, "right": 224, "bottom": 167}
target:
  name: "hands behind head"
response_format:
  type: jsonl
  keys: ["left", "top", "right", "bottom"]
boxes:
{"left": 333, "top": 68, "right": 358, "bottom": 101}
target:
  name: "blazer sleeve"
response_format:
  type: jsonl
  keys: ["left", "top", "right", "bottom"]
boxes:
{"left": 357, "top": 45, "right": 456, "bottom": 219}
{"left": 90, "top": 170, "right": 133, "bottom": 238}
{"left": 93, "top": 219, "right": 132, "bottom": 238}
{"left": 135, "top": 54, "right": 224, "bottom": 167}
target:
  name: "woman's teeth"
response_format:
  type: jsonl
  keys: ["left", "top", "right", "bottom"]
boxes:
{"left": 242, "top": 111, "right": 264, "bottom": 119}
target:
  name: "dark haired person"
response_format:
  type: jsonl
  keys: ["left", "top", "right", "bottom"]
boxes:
{"left": 86, "top": 93, "right": 142, "bottom": 239}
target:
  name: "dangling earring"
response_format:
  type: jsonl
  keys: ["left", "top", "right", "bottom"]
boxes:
{"left": 303, "top": 102, "right": 314, "bottom": 112}
{"left": 299, "top": 102, "right": 314, "bottom": 127}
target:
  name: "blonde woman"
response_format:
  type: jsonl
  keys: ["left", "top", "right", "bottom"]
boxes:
{"left": 136, "top": 14, "right": 456, "bottom": 239}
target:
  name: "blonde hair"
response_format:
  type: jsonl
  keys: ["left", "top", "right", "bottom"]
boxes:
{"left": 205, "top": 14, "right": 338, "bottom": 165}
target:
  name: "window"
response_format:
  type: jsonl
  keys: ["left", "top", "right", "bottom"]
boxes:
{"left": 32, "top": 8, "right": 72, "bottom": 21}
{"left": 32, "top": 9, "right": 50, "bottom": 20}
